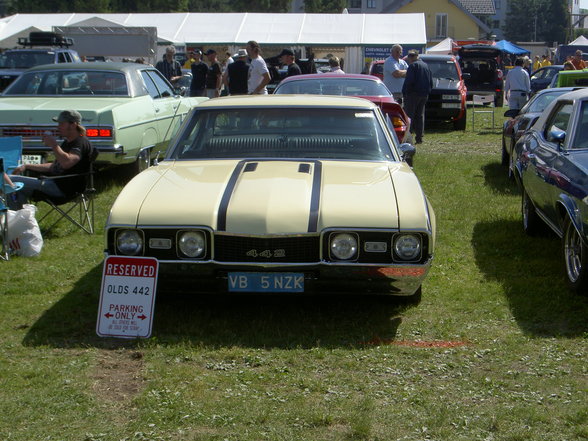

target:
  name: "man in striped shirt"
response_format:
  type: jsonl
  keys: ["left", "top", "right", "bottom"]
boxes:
{"left": 156, "top": 46, "right": 182, "bottom": 85}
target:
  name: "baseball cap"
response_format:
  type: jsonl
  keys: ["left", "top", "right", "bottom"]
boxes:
{"left": 233, "top": 49, "right": 248, "bottom": 58}
{"left": 52, "top": 110, "right": 82, "bottom": 124}
{"left": 279, "top": 48, "right": 294, "bottom": 57}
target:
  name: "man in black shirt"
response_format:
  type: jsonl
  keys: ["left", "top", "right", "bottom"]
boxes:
{"left": 155, "top": 46, "right": 182, "bottom": 85}
{"left": 402, "top": 51, "right": 433, "bottom": 144}
{"left": 223, "top": 49, "right": 250, "bottom": 95}
{"left": 189, "top": 50, "right": 208, "bottom": 97}
{"left": 279, "top": 48, "right": 302, "bottom": 78}
{"left": 8, "top": 110, "right": 95, "bottom": 209}
{"left": 204, "top": 49, "right": 222, "bottom": 98}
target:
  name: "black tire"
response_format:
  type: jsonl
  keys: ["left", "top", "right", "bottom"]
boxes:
{"left": 562, "top": 217, "right": 588, "bottom": 294}
{"left": 127, "top": 149, "right": 151, "bottom": 176}
{"left": 508, "top": 139, "right": 516, "bottom": 180}
{"left": 522, "top": 189, "right": 543, "bottom": 236}
{"left": 501, "top": 136, "right": 509, "bottom": 166}
{"left": 495, "top": 93, "right": 504, "bottom": 108}
{"left": 453, "top": 109, "right": 467, "bottom": 130}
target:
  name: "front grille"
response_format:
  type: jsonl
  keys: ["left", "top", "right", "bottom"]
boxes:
{"left": 214, "top": 235, "right": 320, "bottom": 263}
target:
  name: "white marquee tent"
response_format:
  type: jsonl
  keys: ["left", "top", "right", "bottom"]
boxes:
{"left": 0, "top": 12, "right": 426, "bottom": 73}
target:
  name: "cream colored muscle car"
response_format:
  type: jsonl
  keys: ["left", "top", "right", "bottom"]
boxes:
{"left": 105, "top": 95, "right": 435, "bottom": 297}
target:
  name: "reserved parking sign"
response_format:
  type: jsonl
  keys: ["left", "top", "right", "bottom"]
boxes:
{"left": 96, "top": 256, "right": 159, "bottom": 338}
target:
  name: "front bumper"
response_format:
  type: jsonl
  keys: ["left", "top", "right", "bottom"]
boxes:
{"left": 139, "top": 260, "right": 432, "bottom": 296}
{"left": 22, "top": 143, "right": 132, "bottom": 166}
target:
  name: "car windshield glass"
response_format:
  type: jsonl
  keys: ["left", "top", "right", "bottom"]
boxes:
{"left": 172, "top": 107, "right": 394, "bottom": 161}
{"left": 525, "top": 90, "right": 569, "bottom": 113}
{"left": 571, "top": 101, "right": 588, "bottom": 149}
{"left": 4, "top": 70, "right": 129, "bottom": 96}
{"left": 0, "top": 51, "right": 54, "bottom": 69}
{"left": 426, "top": 60, "right": 459, "bottom": 80}
{"left": 276, "top": 79, "right": 390, "bottom": 96}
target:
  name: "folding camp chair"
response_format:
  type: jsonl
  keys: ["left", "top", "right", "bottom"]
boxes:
{"left": 33, "top": 148, "right": 98, "bottom": 235}
{"left": 471, "top": 94, "right": 496, "bottom": 130}
{"left": 0, "top": 136, "right": 24, "bottom": 174}
{"left": 0, "top": 158, "right": 24, "bottom": 260}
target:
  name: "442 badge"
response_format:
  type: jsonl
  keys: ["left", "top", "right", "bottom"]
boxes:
{"left": 96, "top": 256, "right": 159, "bottom": 338}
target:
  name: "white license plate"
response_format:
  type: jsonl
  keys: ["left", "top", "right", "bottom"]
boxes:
{"left": 21, "top": 155, "right": 42, "bottom": 165}
{"left": 442, "top": 103, "right": 462, "bottom": 109}
{"left": 442, "top": 94, "right": 460, "bottom": 100}
{"left": 228, "top": 272, "right": 304, "bottom": 292}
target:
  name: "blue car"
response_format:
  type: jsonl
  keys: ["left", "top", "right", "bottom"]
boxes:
{"left": 530, "top": 65, "right": 563, "bottom": 94}
{"left": 514, "top": 88, "right": 588, "bottom": 292}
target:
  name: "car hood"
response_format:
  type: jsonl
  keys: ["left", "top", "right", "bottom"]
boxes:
{"left": 108, "top": 159, "right": 430, "bottom": 235}
{"left": 0, "top": 97, "right": 127, "bottom": 124}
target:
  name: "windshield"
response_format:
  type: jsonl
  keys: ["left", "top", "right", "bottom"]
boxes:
{"left": 275, "top": 78, "right": 390, "bottom": 96}
{"left": 4, "top": 70, "right": 129, "bottom": 96}
{"left": 425, "top": 59, "right": 460, "bottom": 80}
{"left": 171, "top": 107, "right": 395, "bottom": 161}
{"left": 524, "top": 90, "right": 570, "bottom": 114}
{"left": 0, "top": 51, "right": 54, "bottom": 69}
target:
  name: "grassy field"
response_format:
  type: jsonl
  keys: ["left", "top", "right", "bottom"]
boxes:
{"left": 0, "top": 110, "right": 586, "bottom": 441}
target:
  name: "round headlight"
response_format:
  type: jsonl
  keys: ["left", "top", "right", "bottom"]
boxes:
{"left": 330, "top": 233, "right": 358, "bottom": 260}
{"left": 178, "top": 231, "right": 205, "bottom": 258}
{"left": 116, "top": 229, "right": 143, "bottom": 256}
{"left": 394, "top": 234, "right": 421, "bottom": 261}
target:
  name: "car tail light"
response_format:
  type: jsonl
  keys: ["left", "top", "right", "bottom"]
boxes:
{"left": 86, "top": 127, "right": 113, "bottom": 138}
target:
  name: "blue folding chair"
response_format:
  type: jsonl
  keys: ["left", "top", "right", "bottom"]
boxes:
{"left": 0, "top": 136, "right": 24, "bottom": 174}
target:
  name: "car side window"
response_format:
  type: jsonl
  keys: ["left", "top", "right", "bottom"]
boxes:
{"left": 544, "top": 102, "right": 573, "bottom": 142}
{"left": 57, "top": 52, "right": 68, "bottom": 63}
{"left": 571, "top": 101, "right": 588, "bottom": 149}
{"left": 141, "top": 70, "right": 161, "bottom": 99}
{"left": 144, "top": 70, "right": 175, "bottom": 99}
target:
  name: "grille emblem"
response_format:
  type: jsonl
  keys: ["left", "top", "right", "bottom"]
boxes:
{"left": 246, "top": 249, "right": 286, "bottom": 258}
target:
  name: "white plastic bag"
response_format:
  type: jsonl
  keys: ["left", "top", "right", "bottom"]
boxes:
{"left": 6, "top": 204, "right": 43, "bottom": 257}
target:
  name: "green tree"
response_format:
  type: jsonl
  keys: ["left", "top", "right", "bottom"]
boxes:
{"left": 504, "top": 0, "right": 568, "bottom": 43}
{"left": 543, "top": 0, "right": 568, "bottom": 44}
{"left": 304, "top": 0, "right": 346, "bottom": 13}
{"left": 229, "top": 0, "right": 290, "bottom": 12}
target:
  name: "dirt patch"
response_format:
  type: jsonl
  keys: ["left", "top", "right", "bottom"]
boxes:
{"left": 91, "top": 349, "right": 145, "bottom": 404}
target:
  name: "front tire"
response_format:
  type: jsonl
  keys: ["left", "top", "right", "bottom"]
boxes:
{"left": 127, "top": 148, "right": 151, "bottom": 176}
{"left": 563, "top": 217, "right": 588, "bottom": 294}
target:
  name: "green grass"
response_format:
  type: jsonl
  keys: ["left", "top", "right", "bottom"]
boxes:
{"left": 0, "top": 110, "right": 586, "bottom": 440}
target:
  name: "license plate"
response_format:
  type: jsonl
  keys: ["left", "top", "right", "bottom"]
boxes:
{"left": 442, "top": 103, "right": 462, "bottom": 108}
{"left": 21, "top": 155, "right": 42, "bottom": 164}
{"left": 228, "top": 272, "right": 304, "bottom": 292}
{"left": 442, "top": 94, "right": 460, "bottom": 100}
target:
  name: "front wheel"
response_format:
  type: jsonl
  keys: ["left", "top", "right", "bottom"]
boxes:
{"left": 562, "top": 218, "right": 588, "bottom": 294}
{"left": 127, "top": 148, "right": 151, "bottom": 176}
{"left": 495, "top": 93, "right": 504, "bottom": 108}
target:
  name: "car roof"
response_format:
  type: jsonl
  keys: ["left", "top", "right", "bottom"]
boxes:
{"left": 23, "top": 61, "right": 148, "bottom": 73}
{"left": 197, "top": 94, "right": 378, "bottom": 109}
{"left": 279, "top": 73, "right": 383, "bottom": 83}
{"left": 552, "top": 87, "right": 588, "bottom": 101}
{"left": 420, "top": 54, "right": 457, "bottom": 61}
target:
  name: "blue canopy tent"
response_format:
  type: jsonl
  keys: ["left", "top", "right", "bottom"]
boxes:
{"left": 495, "top": 40, "right": 530, "bottom": 55}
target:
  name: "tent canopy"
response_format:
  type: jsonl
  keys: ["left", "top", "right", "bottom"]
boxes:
{"left": 495, "top": 39, "right": 530, "bottom": 55}
{"left": 0, "top": 13, "right": 426, "bottom": 47}
{"left": 569, "top": 35, "right": 588, "bottom": 45}
{"left": 426, "top": 37, "right": 456, "bottom": 55}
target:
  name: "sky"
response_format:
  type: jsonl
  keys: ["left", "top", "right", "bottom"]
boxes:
{"left": 582, "top": 0, "right": 588, "bottom": 9}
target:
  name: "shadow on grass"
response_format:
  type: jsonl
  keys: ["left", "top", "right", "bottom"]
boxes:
{"left": 23, "top": 262, "right": 408, "bottom": 349}
{"left": 472, "top": 219, "right": 588, "bottom": 337}
{"left": 481, "top": 162, "right": 520, "bottom": 196}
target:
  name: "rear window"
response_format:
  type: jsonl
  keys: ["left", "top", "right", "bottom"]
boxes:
{"left": 4, "top": 70, "right": 129, "bottom": 96}
{"left": 424, "top": 59, "right": 460, "bottom": 80}
{"left": 276, "top": 78, "right": 390, "bottom": 96}
{"left": 171, "top": 107, "right": 395, "bottom": 161}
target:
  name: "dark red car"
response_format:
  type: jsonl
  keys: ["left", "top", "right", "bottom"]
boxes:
{"left": 273, "top": 74, "right": 410, "bottom": 142}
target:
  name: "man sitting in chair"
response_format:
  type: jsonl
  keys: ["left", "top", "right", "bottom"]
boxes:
{"left": 8, "top": 110, "right": 95, "bottom": 209}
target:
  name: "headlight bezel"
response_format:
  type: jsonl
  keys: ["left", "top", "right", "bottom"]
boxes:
{"left": 392, "top": 233, "right": 422, "bottom": 262}
{"left": 177, "top": 229, "right": 207, "bottom": 259}
{"left": 329, "top": 232, "right": 360, "bottom": 261}
{"left": 115, "top": 229, "right": 144, "bottom": 256}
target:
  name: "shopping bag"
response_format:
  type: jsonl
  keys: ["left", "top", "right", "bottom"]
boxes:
{"left": 6, "top": 204, "right": 43, "bottom": 257}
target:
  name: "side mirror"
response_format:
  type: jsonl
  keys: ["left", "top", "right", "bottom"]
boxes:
{"left": 504, "top": 109, "right": 519, "bottom": 118}
{"left": 399, "top": 142, "right": 416, "bottom": 165}
{"left": 175, "top": 86, "right": 187, "bottom": 96}
{"left": 548, "top": 128, "right": 566, "bottom": 144}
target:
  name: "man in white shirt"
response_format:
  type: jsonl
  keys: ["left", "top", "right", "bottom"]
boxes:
{"left": 246, "top": 40, "right": 271, "bottom": 95}
{"left": 504, "top": 57, "right": 530, "bottom": 110}
{"left": 383, "top": 44, "right": 408, "bottom": 104}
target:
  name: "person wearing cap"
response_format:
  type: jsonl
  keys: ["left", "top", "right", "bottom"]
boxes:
{"left": 279, "top": 48, "right": 302, "bottom": 78}
{"left": 189, "top": 49, "right": 208, "bottom": 97}
{"left": 246, "top": 40, "right": 271, "bottom": 95}
{"left": 223, "top": 49, "right": 250, "bottom": 95}
{"left": 155, "top": 45, "right": 182, "bottom": 85}
{"left": 204, "top": 49, "right": 222, "bottom": 98}
{"left": 7, "top": 110, "right": 96, "bottom": 209}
